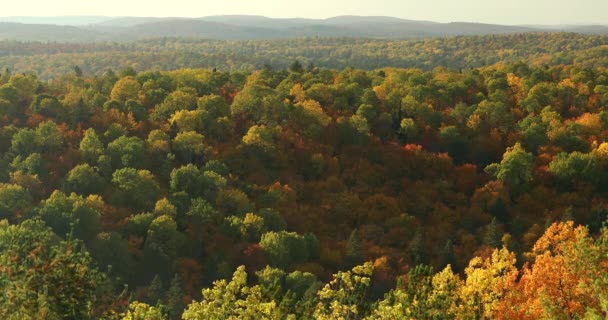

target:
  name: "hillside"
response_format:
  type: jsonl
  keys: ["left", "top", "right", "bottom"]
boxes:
{"left": 0, "top": 56, "right": 607, "bottom": 319}
{"left": 0, "top": 15, "right": 605, "bottom": 41}
{"left": 0, "top": 12, "right": 608, "bottom": 320}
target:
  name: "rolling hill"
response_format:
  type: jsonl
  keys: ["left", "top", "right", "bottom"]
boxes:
{"left": 0, "top": 15, "right": 604, "bottom": 42}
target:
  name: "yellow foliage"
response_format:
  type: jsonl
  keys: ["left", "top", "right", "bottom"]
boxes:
{"left": 458, "top": 247, "right": 517, "bottom": 319}
{"left": 290, "top": 83, "right": 306, "bottom": 103}
{"left": 575, "top": 112, "right": 602, "bottom": 135}
{"left": 299, "top": 99, "right": 331, "bottom": 127}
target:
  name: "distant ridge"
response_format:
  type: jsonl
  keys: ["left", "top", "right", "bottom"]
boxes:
{"left": 0, "top": 15, "right": 605, "bottom": 42}
{"left": 0, "top": 16, "right": 111, "bottom": 26}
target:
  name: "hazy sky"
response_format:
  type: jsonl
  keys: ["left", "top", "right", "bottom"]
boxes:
{"left": 3, "top": 0, "right": 607, "bottom": 25}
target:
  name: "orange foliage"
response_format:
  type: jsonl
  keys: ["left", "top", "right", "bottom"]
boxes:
{"left": 496, "top": 222, "right": 603, "bottom": 319}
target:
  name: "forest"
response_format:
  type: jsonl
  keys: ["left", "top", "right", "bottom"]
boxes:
{"left": 0, "top": 36, "right": 607, "bottom": 319}
{"left": 1, "top": 33, "right": 608, "bottom": 79}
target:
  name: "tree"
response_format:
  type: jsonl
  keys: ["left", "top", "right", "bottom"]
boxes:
{"left": 197, "top": 94, "right": 229, "bottom": 118}
{"left": 152, "top": 87, "right": 198, "bottom": 121}
{"left": 368, "top": 265, "right": 438, "bottom": 319}
{"left": 242, "top": 125, "right": 277, "bottom": 154}
{"left": 398, "top": 118, "right": 417, "bottom": 141}
{"left": 34, "top": 191, "right": 102, "bottom": 245}
{"left": 147, "top": 274, "right": 165, "bottom": 305}
{"left": 345, "top": 229, "right": 364, "bottom": 268}
{"left": 230, "top": 82, "right": 279, "bottom": 122}
{"left": 167, "top": 274, "right": 185, "bottom": 319}
{"left": 111, "top": 168, "right": 160, "bottom": 211}
{"left": 121, "top": 301, "right": 167, "bottom": 320}
{"left": 483, "top": 217, "right": 502, "bottom": 248}
{"left": 153, "top": 198, "right": 178, "bottom": 218}
{"left": 147, "top": 129, "right": 171, "bottom": 153}
{"left": 289, "top": 60, "right": 304, "bottom": 73}
{"left": 356, "top": 104, "right": 377, "bottom": 123}
{"left": 315, "top": 263, "right": 374, "bottom": 320}
{"left": 182, "top": 266, "right": 277, "bottom": 319}
{"left": 496, "top": 222, "right": 607, "bottom": 319}
{"left": 111, "top": 76, "right": 141, "bottom": 102}
{"left": 485, "top": 143, "right": 534, "bottom": 193}
{"left": 146, "top": 215, "right": 182, "bottom": 259}
{"left": 11, "top": 121, "right": 63, "bottom": 155}
{"left": 30, "top": 94, "right": 63, "bottom": 117}
{"left": 457, "top": 247, "right": 517, "bottom": 319}
{"left": 8, "top": 73, "right": 38, "bottom": 105}
{"left": 170, "top": 109, "right": 205, "bottom": 133}
{"left": 259, "top": 231, "right": 318, "bottom": 268}
{"left": 0, "top": 219, "right": 105, "bottom": 319}
{"left": 549, "top": 151, "right": 601, "bottom": 189}
{"left": 64, "top": 164, "right": 104, "bottom": 196}
{"left": 170, "top": 164, "right": 203, "bottom": 196}
{"left": 172, "top": 131, "right": 208, "bottom": 163}
{"left": 0, "top": 183, "right": 31, "bottom": 220}
{"left": 91, "top": 232, "right": 132, "bottom": 280}
{"left": 216, "top": 189, "right": 253, "bottom": 216}
{"left": 79, "top": 129, "right": 104, "bottom": 163}
{"left": 9, "top": 153, "right": 42, "bottom": 176}
{"left": 226, "top": 212, "right": 265, "bottom": 242}
{"left": 107, "top": 136, "right": 146, "bottom": 169}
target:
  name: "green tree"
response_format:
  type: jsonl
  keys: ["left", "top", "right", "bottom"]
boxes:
{"left": 289, "top": 60, "right": 304, "bottom": 73}
{"left": 0, "top": 219, "right": 105, "bottom": 320}
{"left": 110, "top": 76, "right": 141, "bottom": 102}
{"left": 79, "top": 128, "right": 104, "bottom": 163}
{"left": 345, "top": 229, "right": 364, "bottom": 268}
{"left": 146, "top": 215, "right": 182, "bottom": 259}
{"left": 107, "top": 136, "right": 146, "bottom": 169}
{"left": 483, "top": 217, "right": 502, "bottom": 248}
{"left": 111, "top": 168, "right": 160, "bottom": 211}
{"left": 172, "top": 131, "right": 208, "bottom": 163}
{"left": 170, "top": 164, "right": 203, "bottom": 196}
{"left": 91, "top": 232, "right": 132, "bottom": 280}
{"left": 0, "top": 183, "right": 31, "bottom": 220}
{"left": 152, "top": 87, "right": 198, "bottom": 121}
{"left": 485, "top": 143, "right": 534, "bottom": 192}
{"left": 167, "top": 274, "right": 185, "bottom": 319}
{"left": 9, "top": 153, "right": 43, "bottom": 176}
{"left": 259, "top": 231, "right": 317, "bottom": 268}
{"left": 64, "top": 164, "right": 104, "bottom": 196}
{"left": 549, "top": 151, "right": 601, "bottom": 189}
{"left": 10, "top": 121, "right": 63, "bottom": 155}
{"left": 34, "top": 191, "right": 101, "bottom": 245}
{"left": 398, "top": 118, "right": 417, "bottom": 141}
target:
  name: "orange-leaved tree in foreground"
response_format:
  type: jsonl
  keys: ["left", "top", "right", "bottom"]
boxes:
{"left": 495, "top": 221, "right": 608, "bottom": 319}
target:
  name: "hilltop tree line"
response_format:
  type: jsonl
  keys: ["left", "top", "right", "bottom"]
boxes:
{"left": 0, "top": 32, "right": 608, "bottom": 79}
{"left": 0, "top": 61, "right": 607, "bottom": 318}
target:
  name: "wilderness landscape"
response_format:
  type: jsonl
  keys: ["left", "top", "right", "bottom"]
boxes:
{"left": 0, "top": 6, "right": 608, "bottom": 320}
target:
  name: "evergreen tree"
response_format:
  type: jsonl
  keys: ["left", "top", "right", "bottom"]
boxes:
{"left": 438, "top": 239, "right": 456, "bottom": 268}
{"left": 483, "top": 218, "right": 502, "bottom": 248}
{"left": 561, "top": 206, "right": 575, "bottom": 222}
{"left": 408, "top": 231, "right": 425, "bottom": 265}
{"left": 289, "top": 60, "right": 304, "bottom": 73}
{"left": 167, "top": 274, "right": 185, "bottom": 320}
{"left": 345, "top": 229, "right": 363, "bottom": 268}
{"left": 147, "top": 275, "right": 164, "bottom": 305}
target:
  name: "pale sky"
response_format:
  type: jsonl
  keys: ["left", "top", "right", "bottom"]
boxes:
{"left": 2, "top": 0, "right": 607, "bottom": 25}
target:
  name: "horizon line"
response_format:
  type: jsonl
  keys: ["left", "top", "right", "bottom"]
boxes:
{"left": 0, "top": 15, "right": 605, "bottom": 27}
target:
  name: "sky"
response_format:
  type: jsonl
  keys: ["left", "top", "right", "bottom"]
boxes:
{"left": 2, "top": 0, "right": 607, "bottom": 25}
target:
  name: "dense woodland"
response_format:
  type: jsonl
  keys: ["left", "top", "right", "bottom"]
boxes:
{"left": 1, "top": 33, "right": 608, "bottom": 79}
{"left": 0, "top": 36, "right": 608, "bottom": 319}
